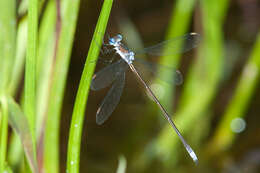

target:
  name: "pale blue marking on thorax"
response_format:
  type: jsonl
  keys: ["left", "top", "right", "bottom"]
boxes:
{"left": 108, "top": 34, "right": 135, "bottom": 64}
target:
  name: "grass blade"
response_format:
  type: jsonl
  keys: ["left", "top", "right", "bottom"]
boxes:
{"left": 9, "top": 18, "right": 28, "bottom": 95}
{"left": 208, "top": 32, "right": 260, "bottom": 154}
{"left": 35, "top": 0, "right": 56, "bottom": 136}
{"left": 0, "top": 96, "right": 9, "bottom": 172}
{"left": 66, "top": 0, "right": 114, "bottom": 172}
{"left": 6, "top": 96, "right": 38, "bottom": 172}
{"left": 24, "top": 0, "right": 38, "bottom": 152}
{"left": 43, "top": 0, "right": 81, "bottom": 171}
{"left": 0, "top": 0, "right": 16, "bottom": 92}
{"left": 0, "top": 0, "right": 16, "bottom": 171}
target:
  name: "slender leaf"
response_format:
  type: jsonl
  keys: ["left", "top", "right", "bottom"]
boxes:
{"left": 0, "top": 0, "right": 16, "bottom": 171}
{"left": 0, "top": 0, "right": 16, "bottom": 92}
{"left": 6, "top": 96, "right": 38, "bottom": 173}
{"left": 24, "top": 0, "right": 38, "bottom": 151}
{"left": 208, "top": 32, "right": 260, "bottom": 153}
{"left": 0, "top": 96, "right": 8, "bottom": 173}
{"left": 36, "top": 0, "right": 56, "bottom": 136}
{"left": 9, "top": 18, "right": 28, "bottom": 95}
{"left": 66, "top": 0, "right": 114, "bottom": 172}
{"left": 44, "top": 0, "right": 81, "bottom": 171}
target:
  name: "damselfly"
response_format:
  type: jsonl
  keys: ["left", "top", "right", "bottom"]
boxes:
{"left": 91, "top": 33, "right": 200, "bottom": 163}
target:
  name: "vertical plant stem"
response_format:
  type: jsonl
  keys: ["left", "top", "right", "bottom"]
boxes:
{"left": 7, "top": 96, "right": 38, "bottom": 173}
{"left": 25, "top": 0, "right": 38, "bottom": 145}
{"left": 0, "top": 97, "right": 8, "bottom": 173}
{"left": 36, "top": 0, "right": 57, "bottom": 171}
{"left": 0, "top": 0, "right": 16, "bottom": 171}
{"left": 0, "top": 0, "right": 16, "bottom": 92}
{"left": 24, "top": 0, "right": 38, "bottom": 171}
{"left": 43, "top": 0, "right": 80, "bottom": 171}
{"left": 36, "top": 0, "right": 56, "bottom": 136}
{"left": 9, "top": 18, "right": 28, "bottom": 95}
{"left": 162, "top": 0, "right": 197, "bottom": 64}
{"left": 208, "top": 32, "right": 260, "bottom": 153}
{"left": 66, "top": 0, "right": 113, "bottom": 172}
{"left": 157, "top": 0, "right": 196, "bottom": 123}
{"left": 152, "top": 0, "right": 197, "bottom": 123}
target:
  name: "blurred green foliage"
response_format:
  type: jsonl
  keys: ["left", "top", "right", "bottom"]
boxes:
{"left": 0, "top": 0, "right": 259, "bottom": 173}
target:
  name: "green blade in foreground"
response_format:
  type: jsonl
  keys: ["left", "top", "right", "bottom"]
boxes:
{"left": 66, "top": 0, "right": 114, "bottom": 172}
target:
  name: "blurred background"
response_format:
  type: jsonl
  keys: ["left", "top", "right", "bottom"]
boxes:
{"left": 55, "top": 0, "right": 260, "bottom": 172}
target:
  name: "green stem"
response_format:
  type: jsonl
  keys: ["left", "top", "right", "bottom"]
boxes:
{"left": 66, "top": 0, "right": 113, "bottom": 172}
{"left": 209, "top": 32, "right": 260, "bottom": 153}
{"left": 24, "top": 0, "right": 38, "bottom": 171}
{"left": 25, "top": 0, "right": 38, "bottom": 145}
{"left": 0, "top": 0, "right": 16, "bottom": 171}
{"left": 0, "top": 0, "right": 16, "bottom": 92}
{"left": 0, "top": 96, "right": 8, "bottom": 173}
{"left": 43, "top": 0, "right": 81, "bottom": 172}
{"left": 36, "top": 0, "right": 56, "bottom": 137}
{"left": 9, "top": 18, "right": 28, "bottom": 95}
{"left": 156, "top": 0, "right": 197, "bottom": 118}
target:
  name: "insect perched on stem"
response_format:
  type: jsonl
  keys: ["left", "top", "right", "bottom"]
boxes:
{"left": 91, "top": 33, "right": 200, "bottom": 164}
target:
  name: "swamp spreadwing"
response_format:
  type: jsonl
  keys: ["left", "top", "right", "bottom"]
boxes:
{"left": 91, "top": 33, "right": 200, "bottom": 163}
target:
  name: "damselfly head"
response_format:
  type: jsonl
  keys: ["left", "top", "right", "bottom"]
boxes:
{"left": 115, "top": 34, "right": 122, "bottom": 41}
{"left": 108, "top": 34, "right": 123, "bottom": 46}
{"left": 108, "top": 37, "right": 116, "bottom": 45}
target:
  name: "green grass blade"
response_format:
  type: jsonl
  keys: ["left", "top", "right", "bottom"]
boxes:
{"left": 8, "top": 0, "right": 54, "bottom": 167}
{"left": 162, "top": 0, "right": 197, "bottom": 64}
{"left": 208, "top": 32, "right": 260, "bottom": 153}
{"left": 6, "top": 96, "right": 38, "bottom": 172}
{"left": 7, "top": 16, "right": 28, "bottom": 171}
{"left": 157, "top": 0, "right": 197, "bottom": 107}
{"left": 0, "top": 96, "right": 8, "bottom": 173}
{"left": 43, "top": 0, "right": 81, "bottom": 171}
{"left": 9, "top": 18, "right": 28, "bottom": 95}
{"left": 23, "top": 0, "right": 38, "bottom": 171}
{"left": 7, "top": 133, "right": 23, "bottom": 169}
{"left": 24, "top": 0, "right": 38, "bottom": 149}
{"left": 66, "top": 0, "right": 113, "bottom": 172}
{"left": 35, "top": 0, "right": 56, "bottom": 136}
{"left": 0, "top": 0, "right": 16, "bottom": 171}
{"left": 0, "top": 0, "right": 16, "bottom": 92}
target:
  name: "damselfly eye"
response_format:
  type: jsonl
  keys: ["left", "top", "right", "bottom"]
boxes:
{"left": 108, "top": 38, "right": 115, "bottom": 45}
{"left": 116, "top": 34, "right": 122, "bottom": 41}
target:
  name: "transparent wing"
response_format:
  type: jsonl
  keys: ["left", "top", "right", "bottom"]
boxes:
{"left": 133, "top": 58, "right": 183, "bottom": 85}
{"left": 91, "top": 59, "right": 128, "bottom": 91}
{"left": 135, "top": 33, "right": 200, "bottom": 56}
{"left": 96, "top": 72, "right": 125, "bottom": 125}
